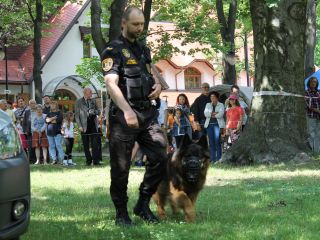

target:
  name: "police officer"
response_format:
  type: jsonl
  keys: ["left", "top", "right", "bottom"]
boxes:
{"left": 101, "top": 7, "right": 167, "bottom": 226}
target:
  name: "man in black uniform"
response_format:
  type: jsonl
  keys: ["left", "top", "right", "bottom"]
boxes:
{"left": 101, "top": 7, "right": 167, "bottom": 226}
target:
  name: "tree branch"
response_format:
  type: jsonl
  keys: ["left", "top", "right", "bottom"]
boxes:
{"left": 216, "top": 0, "right": 228, "bottom": 40}
{"left": 227, "top": 0, "right": 237, "bottom": 42}
{"left": 25, "top": 0, "right": 35, "bottom": 23}
{"left": 143, "top": 0, "right": 152, "bottom": 32}
{"left": 91, "top": 0, "right": 107, "bottom": 56}
{"left": 108, "top": 0, "right": 128, "bottom": 42}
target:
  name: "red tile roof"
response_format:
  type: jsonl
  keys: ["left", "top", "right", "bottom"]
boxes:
{"left": 0, "top": 60, "right": 25, "bottom": 84}
{"left": 0, "top": 0, "right": 89, "bottom": 83}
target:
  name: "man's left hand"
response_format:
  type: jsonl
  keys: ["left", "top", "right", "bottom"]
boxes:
{"left": 148, "top": 83, "right": 161, "bottom": 100}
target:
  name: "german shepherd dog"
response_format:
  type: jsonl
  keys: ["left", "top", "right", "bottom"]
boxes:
{"left": 153, "top": 135, "right": 210, "bottom": 222}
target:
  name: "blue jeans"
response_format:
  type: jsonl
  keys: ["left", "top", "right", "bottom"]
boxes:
{"left": 47, "top": 134, "right": 64, "bottom": 161}
{"left": 206, "top": 123, "right": 221, "bottom": 162}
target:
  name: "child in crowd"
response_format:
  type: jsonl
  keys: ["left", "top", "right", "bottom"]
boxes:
{"left": 226, "top": 94, "right": 244, "bottom": 145}
{"left": 61, "top": 111, "right": 76, "bottom": 166}
{"left": 172, "top": 107, "right": 188, "bottom": 149}
{"left": 31, "top": 105, "right": 49, "bottom": 164}
{"left": 46, "top": 101, "right": 64, "bottom": 164}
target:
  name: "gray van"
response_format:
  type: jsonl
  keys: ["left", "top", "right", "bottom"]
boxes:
{"left": 0, "top": 110, "right": 30, "bottom": 240}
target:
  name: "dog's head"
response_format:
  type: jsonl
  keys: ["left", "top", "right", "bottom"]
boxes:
{"left": 174, "top": 135, "right": 210, "bottom": 183}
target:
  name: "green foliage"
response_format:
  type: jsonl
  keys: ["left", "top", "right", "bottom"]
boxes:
{"left": 0, "top": 1, "right": 33, "bottom": 46}
{"left": 315, "top": 3, "right": 320, "bottom": 66}
{"left": 25, "top": 162, "right": 320, "bottom": 239}
{"left": 75, "top": 56, "right": 105, "bottom": 86}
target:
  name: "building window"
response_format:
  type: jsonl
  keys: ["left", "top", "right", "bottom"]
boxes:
{"left": 83, "top": 37, "right": 91, "bottom": 58}
{"left": 184, "top": 67, "right": 201, "bottom": 89}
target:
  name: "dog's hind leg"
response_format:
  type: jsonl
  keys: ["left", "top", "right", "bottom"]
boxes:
{"left": 152, "top": 192, "right": 167, "bottom": 220}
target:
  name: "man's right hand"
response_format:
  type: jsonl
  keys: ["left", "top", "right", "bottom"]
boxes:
{"left": 124, "top": 109, "right": 139, "bottom": 128}
{"left": 79, "top": 127, "right": 84, "bottom": 132}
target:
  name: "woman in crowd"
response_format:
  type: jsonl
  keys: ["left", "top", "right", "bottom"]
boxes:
{"left": 45, "top": 101, "right": 64, "bottom": 164}
{"left": 305, "top": 77, "right": 320, "bottom": 153}
{"left": 226, "top": 94, "right": 244, "bottom": 145}
{"left": 175, "top": 94, "right": 192, "bottom": 139}
{"left": 204, "top": 91, "right": 225, "bottom": 163}
{"left": 31, "top": 104, "right": 48, "bottom": 164}
{"left": 172, "top": 107, "right": 188, "bottom": 149}
{"left": 61, "top": 111, "right": 76, "bottom": 166}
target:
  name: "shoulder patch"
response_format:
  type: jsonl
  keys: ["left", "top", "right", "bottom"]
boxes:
{"left": 122, "top": 49, "right": 131, "bottom": 58}
{"left": 106, "top": 47, "right": 113, "bottom": 51}
{"left": 102, "top": 58, "right": 113, "bottom": 72}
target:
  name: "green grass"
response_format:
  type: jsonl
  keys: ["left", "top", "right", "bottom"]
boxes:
{"left": 22, "top": 158, "right": 320, "bottom": 240}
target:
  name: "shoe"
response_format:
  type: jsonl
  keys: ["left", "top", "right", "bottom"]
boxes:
{"left": 93, "top": 162, "right": 102, "bottom": 166}
{"left": 68, "top": 159, "right": 77, "bottom": 166}
{"left": 63, "top": 160, "right": 69, "bottom": 166}
{"left": 134, "top": 160, "right": 145, "bottom": 167}
{"left": 51, "top": 161, "right": 58, "bottom": 165}
{"left": 34, "top": 160, "right": 40, "bottom": 165}
{"left": 115, "top": 208, "right": 133, "bottom": 226}
{"left": 133, "top": 195, "right": 160, "bottom": 223}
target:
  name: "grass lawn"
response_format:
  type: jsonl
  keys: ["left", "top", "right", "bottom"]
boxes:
{"left": 22, "top": 158, "right": 320, "bottom": 240}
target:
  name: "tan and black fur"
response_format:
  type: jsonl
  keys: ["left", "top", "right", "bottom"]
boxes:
{"left": 153, "top": 135, "right": 210, "bottom": 222}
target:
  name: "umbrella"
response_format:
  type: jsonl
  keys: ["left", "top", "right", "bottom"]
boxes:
{"left": 304, "top": 70, "right": 320, "bottom": 90}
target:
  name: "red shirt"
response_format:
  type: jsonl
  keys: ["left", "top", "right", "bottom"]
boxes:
{"left": 226, "top": 106, "right": 244, "bottom": 129}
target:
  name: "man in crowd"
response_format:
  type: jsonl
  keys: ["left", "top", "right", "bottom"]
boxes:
{"left": 42, "top": 95, "right": 52, "bottom": 115}
{"left": 191, "top": 82, "right": 211, "bottom": 139}
{"left": 0, "top": 99, "right": 16, "bottom": 123}
{"left": 75, "top": 87, "right": 102, "bottom": 166}
{"left": 101, "top": 7, "right": 167, "bottom": 226}
{"left": 23, "top": 99, "right": 37, "bottom": 163}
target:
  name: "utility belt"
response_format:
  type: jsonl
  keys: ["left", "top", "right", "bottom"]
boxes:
{"left": 129, "top": 99, "right": 152, "bottom": 110}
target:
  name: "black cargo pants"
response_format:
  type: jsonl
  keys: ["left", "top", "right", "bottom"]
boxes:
{"left": 109, "top": 108, "right": 167, "bottom": 209}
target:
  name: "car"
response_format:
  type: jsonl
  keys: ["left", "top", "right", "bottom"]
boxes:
{"left": 0, "top": 110, "right": 30, "bottom": 240}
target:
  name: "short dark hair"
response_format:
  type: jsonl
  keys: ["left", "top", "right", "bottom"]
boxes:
{"left": 209, "top": 91, "right": 220, "bottom": 99}
{"left": 122, "top": 6, "right": 143, "bottom": 21}
{"left": 231, "top": 84, "right": 239, "bottom": 91}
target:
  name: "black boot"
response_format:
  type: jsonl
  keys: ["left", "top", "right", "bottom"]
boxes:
{"left": 133, "top": 195, "right": 160, "bottom": 223}
{"left": 115, "top": 208, "right": 133, "bottom": 226}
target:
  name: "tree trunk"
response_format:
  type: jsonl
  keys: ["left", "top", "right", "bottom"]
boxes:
{"left": 143, "top": 0, "right": 152, "bottom": 32}
{"left": 33, "top": 0, "right": 43, "bottom": 103}
{"left": 222, "top": 0, "right": 310, "bottom": 164}
{"left": 108, "top": 0, "right": 128, "bottom": 42}
{"left": 91, "top": 0, "right": 106, "bottom": 56}
{"left": 216, "top": 0, "right": 237, "bottom": 85}
{"left": 304, "top": 0, "right": 316, "bottom": 78}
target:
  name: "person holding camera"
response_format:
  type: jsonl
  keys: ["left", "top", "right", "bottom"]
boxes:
{"left": 75, "top": 87, "right": 102, "bottom": 166}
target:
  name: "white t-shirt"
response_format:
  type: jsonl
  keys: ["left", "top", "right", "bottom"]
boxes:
{"left": 157, "top": 100, "right": 168, "bottom": 125}
{"left": 62, "top": 122, "right": 74, "bottom": 138}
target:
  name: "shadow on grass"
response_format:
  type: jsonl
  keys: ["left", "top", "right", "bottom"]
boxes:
{"left": 23, "top": 174, "right": 320, "bottom": 240}
{"left": 212, "top": 159, "right": 320, "bottom": 172}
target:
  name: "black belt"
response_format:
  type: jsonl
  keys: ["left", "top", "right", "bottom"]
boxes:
{"left": 130, "top": 100, "right": 152, "bottom": 110}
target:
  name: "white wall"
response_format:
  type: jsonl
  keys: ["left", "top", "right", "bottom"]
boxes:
{"left": 41, "top": 3, "right": 92, "bottom": 98}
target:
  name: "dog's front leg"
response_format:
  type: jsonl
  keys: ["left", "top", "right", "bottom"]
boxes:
{"left": 152, "top": 192, "right": 167, "bottom": 219}
{"left": 170, "top": 183, "right": 196, "bottom": 222}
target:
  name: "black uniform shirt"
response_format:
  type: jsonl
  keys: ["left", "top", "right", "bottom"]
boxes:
{"left": 101, "top": 35, "right": 152, "bottom": 77}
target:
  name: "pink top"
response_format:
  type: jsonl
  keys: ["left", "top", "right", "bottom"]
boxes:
{"left": 226, "top": 106, "right": 244, "bottom": 129}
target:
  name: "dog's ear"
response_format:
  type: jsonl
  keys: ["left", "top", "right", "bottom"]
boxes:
{"left": 179, "top": 134, "right": 192, "bottom": 148}
{"left": 197, "top": 135, "right": 208, "bottom": 149}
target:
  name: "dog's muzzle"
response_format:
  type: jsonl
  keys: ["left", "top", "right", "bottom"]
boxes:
{"left": 183, "top": 156, "right": 203, "bottom": 183}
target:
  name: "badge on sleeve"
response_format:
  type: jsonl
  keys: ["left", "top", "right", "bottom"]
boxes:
{"left": 102, "top": 58, "right": 113, "bottom": 72}
{"left": 122, "top": 49, "right": 131, "bottom": 58}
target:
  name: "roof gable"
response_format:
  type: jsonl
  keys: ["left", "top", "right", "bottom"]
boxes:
{"left": 0, "top": 0, "right": 90, "bottom": 83}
